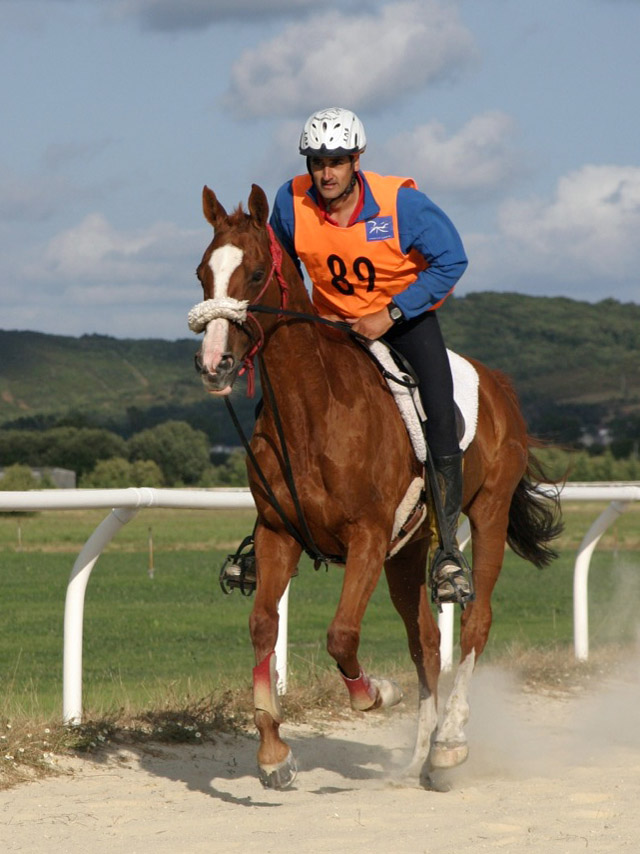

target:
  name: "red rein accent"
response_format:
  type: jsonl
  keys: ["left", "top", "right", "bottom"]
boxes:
{"left": 266, "top": 224, "right": 290, "bottom": 311}
{"left": 238, "top": 225, "right": 288, "bottom": 397}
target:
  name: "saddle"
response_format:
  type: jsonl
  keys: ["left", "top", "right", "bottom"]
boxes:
{"left": 367, "top": 341, "right": 479, "bottom": 460}
{"left": 366, "top": 341, "right": 479, "bottom": 557}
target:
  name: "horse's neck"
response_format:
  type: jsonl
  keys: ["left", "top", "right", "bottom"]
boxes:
{"left": 260, "top": 284, "right": 338, "bottom": 404}
{"left": 261, "top": 251, "right": 364, "bottom": 403}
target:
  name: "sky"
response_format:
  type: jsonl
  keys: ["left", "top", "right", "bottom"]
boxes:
{"left": 1, "top": 0, "right": 639, "bottom": 340}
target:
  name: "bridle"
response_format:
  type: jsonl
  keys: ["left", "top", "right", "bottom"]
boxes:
{"left": 188, "top": 224, "right": 294, "bottom": 397}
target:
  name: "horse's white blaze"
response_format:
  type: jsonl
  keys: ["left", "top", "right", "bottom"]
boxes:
{"left": 436, "top": 649, "right": 476, "bottom": 744}
{"left": 200, "top": 244, "right": 243, "bottom": 374}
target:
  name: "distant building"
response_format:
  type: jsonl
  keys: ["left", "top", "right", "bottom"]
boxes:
{"left": 210, "top": 444, "right": 243, "bottom": 464}
{"left": 579, "top": 427, "right": 612, "bottom": 449}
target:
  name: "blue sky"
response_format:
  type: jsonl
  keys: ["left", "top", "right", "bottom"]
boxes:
{"left": 1, "top": 0, "right": 638, "bottom": 340}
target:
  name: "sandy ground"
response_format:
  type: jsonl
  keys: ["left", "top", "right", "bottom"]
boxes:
{"left": 2, "top": 665, "right": 640, "bottom": 853}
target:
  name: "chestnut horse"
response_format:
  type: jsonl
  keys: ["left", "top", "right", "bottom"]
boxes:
{"left": 190, "top": 184, "right": 562, "bottom": 790}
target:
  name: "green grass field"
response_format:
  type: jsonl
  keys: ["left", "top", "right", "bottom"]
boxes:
{"left": 1, "top": 503, "right": 639, "bottom": 720}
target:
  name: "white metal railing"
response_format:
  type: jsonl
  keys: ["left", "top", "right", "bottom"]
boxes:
{"left": 1, "top": 482, "right": 638, "bottom": 723}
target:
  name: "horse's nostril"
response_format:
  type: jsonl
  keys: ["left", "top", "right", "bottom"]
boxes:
{"left": 195, "top": 352, "right": 236, "bottom": 380}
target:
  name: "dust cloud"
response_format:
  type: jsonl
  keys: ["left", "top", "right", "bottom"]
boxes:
{"left": 435, "top": 646, "right": 640, "bottom": 788}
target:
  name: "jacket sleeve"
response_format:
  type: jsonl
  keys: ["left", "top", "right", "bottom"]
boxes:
{"left": 269, "top": 181, "right": 304, "bottom": 279}
{"left": 392, "top": 186, "right": 468, "bottom": 318}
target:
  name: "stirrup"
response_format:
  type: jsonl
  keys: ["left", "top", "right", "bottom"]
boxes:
{"left": 430, "top": 549, "right": 475, "bottom": 609}
{"left": 219, "top": 535, "right": 256, "bottom": 596}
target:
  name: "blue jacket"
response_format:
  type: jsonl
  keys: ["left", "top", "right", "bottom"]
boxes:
{"left": 269, "top": 171, "right": 468, "bottom": 319}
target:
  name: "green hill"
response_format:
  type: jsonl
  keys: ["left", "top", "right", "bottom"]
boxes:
{"left": 439, "top": 293, "right": 639, "bottom": 407}
{"left": 0, "top": 331, "right": 250, "bottom": 444}
{"left": 0, "top": 331, "right": 198, "bottom": 417}
{"left": 1, "top": 293, "right": 639, "bottom": 447}
{"left": 438, "top": 293, "right": 640, "bottom": 444}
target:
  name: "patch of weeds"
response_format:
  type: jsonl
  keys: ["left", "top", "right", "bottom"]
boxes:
{"left": 0, "top": 717, "right": 74, "bottom": 789}
{"left": 0, "top": 690, "right": 252, "bottom": 790}
{"left": 114, "top": 690, "right": 252, "bottom": 746}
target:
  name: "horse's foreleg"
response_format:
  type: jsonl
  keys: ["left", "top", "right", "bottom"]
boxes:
{"left": 249, "top": 524, "right": 301, "bottom": 789}
{"left": 327, "top": 533, "right": 402, "bottom": 711}
{"left": 385, "top": 534, "right": 440, "bottom": 780}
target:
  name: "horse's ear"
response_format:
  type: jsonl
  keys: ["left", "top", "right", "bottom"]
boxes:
{"left": 248, "top": 184, "right": 270, "bottom": 228}
{"left": 202, "top": 186, "right": 227, "bottom": 229}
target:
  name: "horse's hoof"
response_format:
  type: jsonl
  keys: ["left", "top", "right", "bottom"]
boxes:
{"left": 370, "top": 677, "right": 403, "bottom": 708}
{"left": 419, "top": 771, "right": 452, "bottom": 793}
{"left": 257, "top": 749, "right": 298, "bottom": 790}
{"left": 430, "top": 740, "right": 468, "bottom": 769}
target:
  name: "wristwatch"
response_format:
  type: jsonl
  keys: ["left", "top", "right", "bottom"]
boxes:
{"left": 387, "top": 302, "right": 404, "bottom": 323}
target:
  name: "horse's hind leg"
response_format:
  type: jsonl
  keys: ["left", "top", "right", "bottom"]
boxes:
{"left": 385, "top": 534, "right": 440, "bottom": 781}
{"left": 431, "top": 455, "right": 521, "bottom": 769}
{"left": 249, "top": 523, "right": 301, "bottom": 789}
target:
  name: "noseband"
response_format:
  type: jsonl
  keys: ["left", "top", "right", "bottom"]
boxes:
{"left": 188, "top": 225, "right": 290, "bottom": 396}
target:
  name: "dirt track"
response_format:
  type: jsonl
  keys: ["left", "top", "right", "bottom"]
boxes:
{"left": 1, "top": 664, "right": 639, "bottom": 852}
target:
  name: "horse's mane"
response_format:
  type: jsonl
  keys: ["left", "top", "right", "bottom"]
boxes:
{"left": 228, "top": 204, "right": 251, "bottom": 227}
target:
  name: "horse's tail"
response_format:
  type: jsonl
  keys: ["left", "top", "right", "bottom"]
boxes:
{"left": 506, "top": 437, "right": 565, "bottom": 568}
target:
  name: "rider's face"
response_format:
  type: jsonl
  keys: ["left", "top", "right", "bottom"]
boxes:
{"left": 309, "top": 155, "right": 359, "bottom": 203}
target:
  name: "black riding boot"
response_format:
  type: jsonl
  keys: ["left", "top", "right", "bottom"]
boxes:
{"left": 429, "top": 451, "right": 475, "bottom": 607}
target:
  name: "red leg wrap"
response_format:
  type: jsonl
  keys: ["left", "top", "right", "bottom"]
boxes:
{"left": 253, "top": 651, "right": 283, "bottom": 723}
{"left": 340, "top": 668, "right": 380, "bottom": 711}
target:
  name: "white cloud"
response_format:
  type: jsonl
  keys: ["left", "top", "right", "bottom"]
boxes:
{"left": 379, "top": 111, "right": 524, "bottom": 201}
{"left": 462, "top": 164, "right": 640, "bottom": 300}
{"left": 1, "top": 213, "right": 210, "bottom": 337}
{"left": 225, "top": 1, "right": 477, "bottom": 117}
{"left": 499, "top": 165, "right": 640, "bottom": 278}
{"left": 27, "top": 212, "right": 204, "bottom": 290}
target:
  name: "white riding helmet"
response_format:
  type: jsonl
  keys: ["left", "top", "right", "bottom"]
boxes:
{"left": 299, "top": 107, "right": 367, "bottom": 157}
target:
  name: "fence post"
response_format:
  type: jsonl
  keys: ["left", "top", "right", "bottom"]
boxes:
{"left": 275, "top": 582, "right": 290, "bottom": 694}
{"left": 63, "top": 507, "right": 139, "bottom": 725}
{"left": 573, "top": 499, "right": 631, "bottom": 661}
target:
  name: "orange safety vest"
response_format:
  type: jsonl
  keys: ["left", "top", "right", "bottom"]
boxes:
{"left": 291, "top": 171, "right": 428, "bottom": 318}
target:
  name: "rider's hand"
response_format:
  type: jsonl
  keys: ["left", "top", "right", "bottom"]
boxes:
{"left": 346, "top": 307, "right": 394, "bottom": 340}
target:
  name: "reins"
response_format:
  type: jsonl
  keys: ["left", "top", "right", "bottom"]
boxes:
{"left": 224, "top": 364, "right": 344, "bottom": 568}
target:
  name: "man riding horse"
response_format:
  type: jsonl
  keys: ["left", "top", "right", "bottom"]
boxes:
{"left": 270, "top": 106, "right": 472, "bottom": 606}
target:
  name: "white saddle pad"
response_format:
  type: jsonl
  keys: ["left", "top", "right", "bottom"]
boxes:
{"left": 368, "top": 342, "right": 479, "bottom": 461}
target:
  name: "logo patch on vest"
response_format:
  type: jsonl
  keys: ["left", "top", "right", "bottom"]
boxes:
{"left": 365, "top": 216, "right": 394, "bottom": 242}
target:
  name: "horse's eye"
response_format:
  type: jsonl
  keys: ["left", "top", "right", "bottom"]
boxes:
{"left": 251, "top": 268, "right": 265, "bottom": 284}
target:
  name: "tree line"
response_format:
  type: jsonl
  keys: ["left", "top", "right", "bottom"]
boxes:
{"left": 0, "top": 421, "right": 246, "bottom": 489}
{"left": 1, "top": 419, "right": 639, "bottom": 492}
